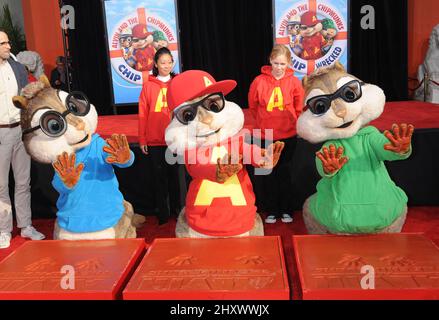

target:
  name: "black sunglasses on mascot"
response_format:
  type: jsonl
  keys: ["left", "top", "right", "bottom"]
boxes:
{"left": 23, "top": 91, "right": 91, "bottom": 137}
{"left": 305, "top": 80, "right": 365, "bottom": 116}
{"left": 173, "top": 92, "right": 225, "bottom": 125}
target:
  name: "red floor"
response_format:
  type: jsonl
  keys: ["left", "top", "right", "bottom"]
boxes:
{"left": 1, "top": 206, "right": 438, "bottom": 300}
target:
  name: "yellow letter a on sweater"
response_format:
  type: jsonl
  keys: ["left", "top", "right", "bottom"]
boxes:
{"left": 154, "top": 88, "right": 168, "bottom": 112}
{"left": 194, "top": 146, "right": 247, "bottom": 206}
{"left": 266, "top": 87, "right": 284, "bottom": 111}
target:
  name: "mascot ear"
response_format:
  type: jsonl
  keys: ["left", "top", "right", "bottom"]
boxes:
{"left": 39, "top": 75, "right": 51, "bottom": 88}
{"left": 302, "top": 76, "right": 308, "bottom": 88}
{"left": 12, "top": 96, "right": 28, "bottom": 109}
{"left": 333, "top": 61, "right": 346, "bottom": 72}
{"left": 302, "top": 75, "right": 309, "bottom": 90}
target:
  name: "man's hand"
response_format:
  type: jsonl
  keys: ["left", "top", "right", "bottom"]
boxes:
{"left": 103, "top": 134, "right": 131, "bottom": 164}
{"left": 52, "top": 152, "right": 84, "bottom": 188}
{"left": 258, "top": 141, "right": 285, "bottom": 169}
{"left": 216, "top": 153, "right": 243, "bottom": 183}
{"left": 140, "top": 144, "right": 148, "bottom": 155}
{"left": 316, "top": 144, "right": 348, "bottom": 175}
{"left": 383, "top": 123, "right": 414, "bottom": 154}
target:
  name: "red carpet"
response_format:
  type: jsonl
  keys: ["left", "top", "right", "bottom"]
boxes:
{"left": 96, "top": 101, "right": 439, "bottom": 143}
{"left": 1, "top": 207, "right": 438, "bottom": 300}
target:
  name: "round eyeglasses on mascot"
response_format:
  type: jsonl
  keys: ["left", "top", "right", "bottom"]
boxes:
{"left": 165, "top": 70, "right": 285, "bottom": 238}
{"left": 13, "top": 76, "right": 145, "bottom": 240}
{"left": 297, "top": 62, "right": 414, "bottom": 235}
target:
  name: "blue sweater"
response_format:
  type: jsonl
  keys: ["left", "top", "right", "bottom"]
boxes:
{"left": 52, "top": 134, "right": 134, "bottom": 233}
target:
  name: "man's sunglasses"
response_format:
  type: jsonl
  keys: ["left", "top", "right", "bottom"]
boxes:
{"left": 173, "top": 92, "right": 225, "bottom": 125}
{"left": 23, "top": 91, "right": 90, "bottom": 137}
{"left": 305, "top": 80, "right": 365, "bottom": 116}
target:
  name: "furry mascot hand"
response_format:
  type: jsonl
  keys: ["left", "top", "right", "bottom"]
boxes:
{"left": 258, "top": 141, "right": 285, "bottom": 169}
{"left": 216, "top": 153, "right": 243, "bottom": 183}
{"left": 383, "top": 123, "right": 414, "bottom": 154}
{"left": 104, "top": 134, "right": 131, "bottom": 164}
{"left": 52, "top": 152, "right": 84, "bottom": 188}
{"left": 316, "top": 144, "right": 348, "bottom": 175}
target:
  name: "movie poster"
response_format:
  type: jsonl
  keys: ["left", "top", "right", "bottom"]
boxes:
{"left": 103, "top": 0, "right": 180, "bottom": 105}
{"left": 274, "top": 0, "right": 349, "bottom": 79}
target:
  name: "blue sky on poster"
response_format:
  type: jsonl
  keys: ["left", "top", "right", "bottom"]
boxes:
{"left": 105, "top": 0, "right": 177, "bottom": 26}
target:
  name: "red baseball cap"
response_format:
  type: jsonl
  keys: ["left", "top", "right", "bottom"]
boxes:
{"left": 132, "top": 23, "right": 153, "bottom": 39}
{"left": 167, "top": 70, "right": 237, "bottom": 111}
{"left": 300, "top": 11, "right": 321, "bottom": 27}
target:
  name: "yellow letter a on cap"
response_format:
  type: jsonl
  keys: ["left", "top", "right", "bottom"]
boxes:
{"left": 203, "top": 76, "right": 213, "bottom": 87}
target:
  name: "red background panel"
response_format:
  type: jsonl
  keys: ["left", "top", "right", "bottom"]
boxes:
{"left": 96, "top": 102, "right": 439, "bottom": 144}
{"left": 21, "top": 0, "right": 64, "bottom": 74}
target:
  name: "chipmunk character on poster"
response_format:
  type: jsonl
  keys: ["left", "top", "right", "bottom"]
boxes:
{"left": 165, "top": 70, "right": 285, "bottom": 238}
{"left": 13, "top": 76, "right": 145, "bottom": 240}
{"left": 297, "top": 62, "right": 414, "bottom": 234}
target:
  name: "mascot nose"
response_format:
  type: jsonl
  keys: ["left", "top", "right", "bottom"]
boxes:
{"left": 332, "top": 101, "right": 347, "bottom": 118}
{"left": 197, "top": 107, "right": 213, "bottom": 125}
{"left": 74, "top": 119, "right": 86, "bottom": 131}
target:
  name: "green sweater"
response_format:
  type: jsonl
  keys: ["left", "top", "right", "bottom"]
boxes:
{"left": 310, "top": 126, "right": 411, "bottom": 234}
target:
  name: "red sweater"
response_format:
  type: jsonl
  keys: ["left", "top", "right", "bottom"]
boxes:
{"left": 184, "top": 133, "right": 264, "bottom": 237}
{"left": 138, "top": 76, "right": 171, "bottom": 146}
{"left": 248, "top": 66, "right": 304, "bottom": 140}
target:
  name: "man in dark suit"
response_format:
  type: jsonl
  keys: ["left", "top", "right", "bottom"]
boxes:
{"left": 0, "top": 30, "right": 45, "bottom": 249}
{"left": 50, "top": 56, "right": 69, "bottom": 92}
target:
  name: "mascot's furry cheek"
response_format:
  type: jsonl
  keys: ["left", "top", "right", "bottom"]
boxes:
{"left": 165, "top": 121, "right": 196, "bottom": 155}
{"left": 25, "top": 135, "right": 74, "bottom": 164}
{"left": 297, "top": 111, "right": 330, "bottom": 144}
{"left": 297, "top": 107, "right": 361, "bottom": 143}
{"left": 357, "top": 85, "right": 386, "bottom": 125}
{"left": 84, "top": 105, "right": 99, "bottom": 134}
{"left": 210, "top": 101, "right": 244, "bottom": 139}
